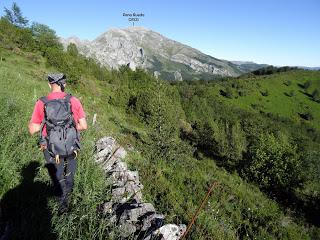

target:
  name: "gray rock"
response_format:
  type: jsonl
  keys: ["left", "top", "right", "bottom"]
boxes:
{"left": 154, "top": 71, "right": 161, "bottom": 79}
{"left": 109, "top": 215, "right": 117, "bottom": 224}
{"left": 113, "top": 147, "right": 127, "bottom": 159}
{"left": 110, "top": 169, "right": 140, "bottom": 188}
{"left": 110, "top": 161, "right": 128, "bottom": 173}
{"left": 111, "top": 187, "right": 126, "bottom": 202}
{"left": 141, "top": 213, "right": 165, "bottom": 231}
{"left": 94, "top": 147, "right": 112, "bottom": 164}
{"left": 95, "top": 137, "right": 185, "bottom": 240}
{"left": 153, "top": 224, "right": 186, "bottom": 240}
{"left": 118, "top": 222, "right": 137, "bottom": 238}
{"left": 61, "top": 27, "right": 243, "bottom": 82}
{"left": 124, "top": 180, "right": 143, "bottom": 196}
{"left": 102, "top": 201, "right": 114, "bottom": 215}
{"left": 101, "top": 155, "right": 118, "bottom": 172}
{"left": 95, "top": 136, "right": 116, "bottom": 152}
{"left": 120, "top": 203, "right": 156, "bottom": 222}
{"left": 174, "top": 71, "right": 183, "bottom": 81}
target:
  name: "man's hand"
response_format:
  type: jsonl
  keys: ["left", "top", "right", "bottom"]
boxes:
{"left": 76, "top": 118, "right": 87, "bottom": 131}
{"left": 28, "top": 122, "right": 41, "bottom": 135}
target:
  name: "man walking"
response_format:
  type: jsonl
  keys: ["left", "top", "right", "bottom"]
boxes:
{"left": 28, "top": 73, "right": 87, "bottom": 214}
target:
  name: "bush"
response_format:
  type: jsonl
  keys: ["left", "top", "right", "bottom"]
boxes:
{"left": 260, "top": 89, "right": 269, "bottom": 96}
{"left": 189, "top": 120, "right": 246, "bottom": 169}
{"left": 312, "top": 89, "right": 320, "bottom": 102}
{"left": 67, "top": 43, "right": 78, "bottom": 57}
{"left": 303, "top": 80, "right": 312, "bottom": 89}
{"left": 298, "top": 112, "right": 313, "bottom": 121}
{"left": 284, "top": 80, "right": 292, "bottom": 86}
{"left": 244, "top": 133, "right": 303, "bottom": 192}
{"left": 285, "top": 90, "right": 295, "bottom": 97}
{"left": 220, "top": 87, "right": 233, "bottom": 98}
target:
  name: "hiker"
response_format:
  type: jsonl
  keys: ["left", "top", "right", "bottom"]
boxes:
{"left": 28, "top": 73, "right": 87, "bottom": 214}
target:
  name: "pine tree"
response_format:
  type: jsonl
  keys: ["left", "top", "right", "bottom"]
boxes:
{"left": 4, "top": 2, "right": 28, "bottom": 28}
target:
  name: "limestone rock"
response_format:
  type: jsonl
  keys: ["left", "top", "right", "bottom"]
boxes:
{"left": 61, "top": 27, "right": 243, "bottom": 81}
{"left": 154, "top": 224, "right": 186, "bottom": 240}
{"left": 174, "top": 71, "right": 182, "bottom": 81}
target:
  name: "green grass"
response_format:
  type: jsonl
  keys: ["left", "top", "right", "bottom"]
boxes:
{"left": 126, "top": 148, "right": 311, "bottom": 239}
{"left": 1, "top": 48, "right": 319, "bottom": 239}
{"left": 210, "top": 70, "right": 320, "bottom": 129}
{"left": 0, "top": 49, "right": 124, "bottom": 239}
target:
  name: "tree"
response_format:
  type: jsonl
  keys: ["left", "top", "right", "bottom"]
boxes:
{"left": 0, "top": 18, "right": 35, "bottom": 51}
{"left": 31, "top": 22, "right": 62, "bottom": 54}
{"left": 3, "top": 2, "right": 28, "bottom": 28}
{"left": 67, "top": 43, "right": 79, "bottom": 57}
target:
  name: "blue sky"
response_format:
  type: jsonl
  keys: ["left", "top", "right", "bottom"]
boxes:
{"left": 1, "top": 0, "right": 319, "bottom": 67}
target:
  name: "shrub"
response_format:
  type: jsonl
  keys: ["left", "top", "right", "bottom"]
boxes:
{"left": 244, "top": 133, "right": 303, "bottom": 192}
{"left": 312, "top": 89, "right": 320, "bottom": 102}
{"left": 303, "top": 80, "right": 312, "bottom": 89}
{"left": 190, "top": 120, "right": 246, "bottom": 169}
{"left": 260, "top": 89, "right": 269, "bottom": 96}
{"left": 285, "top": 90, "right": 295, "bottom": 97}
{"left": 298, "top": 112, "right": 313, "bottom": 121}
{"left": 284, "top": 80, "right": 292, "bottom": 86}
{"left": 67, "top": 43, "right": 78, "bottom": 57}
{"left": 220, "top": 87, "right": 233, "bottom": 98}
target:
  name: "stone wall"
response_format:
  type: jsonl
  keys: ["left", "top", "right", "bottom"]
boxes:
{"left": 94, "top": 137, "right": 186, "bottom": 240}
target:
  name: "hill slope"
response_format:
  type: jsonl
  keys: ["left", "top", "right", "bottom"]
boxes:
{"left": 1, "top": 47, "right": 319, "bottom": 239}
{"left": 231, "top": 60, "right": 269, "bottom": 72}
{"left": 1, "top": 17, "right": 320, "bottom": 239}
{"left": 203, "top": 70, "right": 320, "bottom": 130}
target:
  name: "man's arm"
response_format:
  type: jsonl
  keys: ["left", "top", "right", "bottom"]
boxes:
{"left": 76, "top": 118, "right": 87, "bottom": 131}
{"left": 29, "top": 100, "right": 44, "bottom": 135}
{"left": 28, "top": 122, "right": 41, "bottom": 135}
{"left": 71, "top": 97, "right": 87, "bottom": 131}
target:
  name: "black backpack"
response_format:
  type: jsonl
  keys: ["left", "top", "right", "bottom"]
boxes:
{"left": 39, "top": 93, "right": 81, "bottom": 158}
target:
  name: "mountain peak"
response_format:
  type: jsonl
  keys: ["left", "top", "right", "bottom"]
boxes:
{"left": 61, "top": 27, "right": 244, "bottom": 80}
{"left": 125, "top": 26, "right": 151, "bottom": 31}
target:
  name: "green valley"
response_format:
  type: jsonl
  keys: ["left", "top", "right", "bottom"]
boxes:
{"left": 0, "top": 7, "right": 320, "bottom": 240}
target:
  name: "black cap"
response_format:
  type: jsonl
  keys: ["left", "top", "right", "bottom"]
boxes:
{"left": 48, "top": 73, "right": 66, "bottom": 84}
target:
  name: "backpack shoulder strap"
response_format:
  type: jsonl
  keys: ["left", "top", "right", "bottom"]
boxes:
{"left": 64, "top": 93, "right": 73, "bottom": 103}
{"left": 39, "top": 96, "right": 49, "bottom": 105}
{"left": 38, "top": 97, "right": 47, "bottom": 146}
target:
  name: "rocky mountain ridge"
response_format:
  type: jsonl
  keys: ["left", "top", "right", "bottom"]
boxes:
{"left": 61, "top": 27, "right": 245, "bottom": 81}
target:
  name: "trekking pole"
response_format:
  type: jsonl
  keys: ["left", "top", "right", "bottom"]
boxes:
{"left": 181, "top": 181, "right": 219, "bottom": 239}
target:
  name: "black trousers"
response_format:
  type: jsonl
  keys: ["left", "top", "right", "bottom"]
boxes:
{"left": 43, "top": 149, "right": 77, "bottom": 205}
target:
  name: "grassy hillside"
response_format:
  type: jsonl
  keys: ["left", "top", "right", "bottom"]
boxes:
{"left": 0, "top": 49, "right": 114, "bottom": 239}
{"left": 204, "top": 70, "right": 320, "bottom": 130}
{"left": 0, "top": 48, "right": 316, "bottom": 240}
{"left": 1, "top": 15, "right": 320, "bottom": 239}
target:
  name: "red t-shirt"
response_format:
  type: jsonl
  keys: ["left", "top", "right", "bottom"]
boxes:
{"left": 30, "top": 92, "right": 85, "bottom": 136}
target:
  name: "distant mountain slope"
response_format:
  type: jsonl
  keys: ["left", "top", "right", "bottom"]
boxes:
{"left": 297, "top": 66, "right": 320, "bottom": 70}
{"left": 231, "top": 61, "right": 269, "bottom": 72}
{"left": 61, "top": 27, "right": 244, "bottom": 81}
